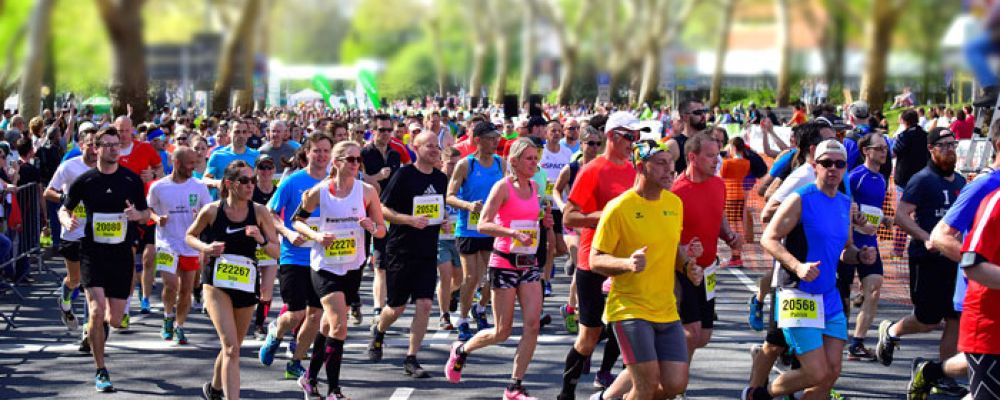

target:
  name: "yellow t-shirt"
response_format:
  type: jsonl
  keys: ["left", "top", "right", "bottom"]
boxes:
{"left": 593, "top": 189, "right": 683, "bottom": 324}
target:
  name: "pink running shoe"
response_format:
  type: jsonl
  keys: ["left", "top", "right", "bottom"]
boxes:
{"left": 444, "top": 341, "right": 467, "bottom": 383}
{"left": 298, "top": 375, "right": 321, "bottom": 399}
{"left": 503, "top": 387, "right": 538, "bottom": 400}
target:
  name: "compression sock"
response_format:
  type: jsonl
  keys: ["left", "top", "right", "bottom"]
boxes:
{"left": 600, "top": 328, "right": 621, "bottom": 373}
{"left": 325, "top": 337, "right": 345, "bottom": 394}
{"left": 306, "top": 333, "right": 327, "bottom": 384}
{"left": 561, "top": 347, "right": 588, "bottom": 395}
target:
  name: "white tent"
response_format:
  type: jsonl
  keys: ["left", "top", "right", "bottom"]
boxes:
{"left": 288, "top": 88, "right": 323, "bottom": 105}
{"left": 3, "top": 95, "right": 17, "bottom": 111}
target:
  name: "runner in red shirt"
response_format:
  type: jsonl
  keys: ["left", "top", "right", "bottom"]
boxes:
{"left": 955, "top": 188, "right": 1000, "bottom": 398}
{"left": 556, "top": 111, "right": 643, "bottom": 400}
{"left": 113, "top": 116, "right": 164, "bottom": 320}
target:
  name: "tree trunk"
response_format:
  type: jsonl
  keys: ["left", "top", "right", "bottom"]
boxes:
{"left": 828, "top": 0, "right": 846, "bottom": 92}
{"left": 212, "top": 0, "right": 262, "bottom": 113}
{"left": 555, "top": 46, "right": 576, "bottom": 106}
{"left": 97, "top": 0, "right": 149, "bottom": 122}
{"left": 254, "top": 0, "right": 270, "bottom": 110}
{"left": 428, "top": 16, "right": 446, "bottom": 96}
{"left": 709, "top": 0, "right": 737, "bottom": 108}
{"left": 492, "top": 32, "right": 509, "bottom": 106}
{"left": 42, "top": 32, "right": 55, "bottom": 111}
{"left": 469, "top": 40, "right": 486, "bottom": 103}
{"left": 636, "top": 49, "right": 661, "bottom": 107}
{"left": 0, "top": 23, "right": 26, "bottom": 107}
{"left": 774, "top": 0, "right": 791, "bottom": 106}
{"left": 859, "top": 0, "right": 906, "bottom": 109}
{"left": 18, "top": 0, "right": 55, "bottom": 120}
{"left": 519, "top": 4, "right": 534, "bottom": 105}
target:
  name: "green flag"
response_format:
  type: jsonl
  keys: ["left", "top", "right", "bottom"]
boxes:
{"left": 357, "top": 69, "right": 381, "bottom": 110}
{"left": 311, "top": 74, "right": 333, "bottom": 106}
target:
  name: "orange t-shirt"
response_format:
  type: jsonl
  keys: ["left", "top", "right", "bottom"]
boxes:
{"left": 719, "top": 156, "right": 750, "bottom": 201}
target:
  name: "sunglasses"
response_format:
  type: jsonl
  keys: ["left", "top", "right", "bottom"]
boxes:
{"left": 933, "top": 141, "right": 958, "bottom": 149}
{"left": 566, "top": 127, "right": 578, "bottom": 131}
{"left": 614, "top": 130, "right": 639, "bottom": 142}
{"left": 257, "top": 164, "right": 275, "bottom": 170}
{"left": 97, "top": 142, "right": 120, "bottom": 149}
{"left": 338, "top": 156, "right": 363, "bottom": 164}
{"left": 690, "top": 109, "right": 708, "bottom": 116}
{"left": 234, "top": 176, "right": 257, "bottom": 185}
{"left": 377, "top": 127, "right": 393, "bottom": 133}
{"left": 816, "top": 158, "right": 847, "bottom": 169}
{"left": 584, "top": 141, "right": 602, "bottom": 147}
{"left": 175, "top": 136, "right": 189, "bottom": 142}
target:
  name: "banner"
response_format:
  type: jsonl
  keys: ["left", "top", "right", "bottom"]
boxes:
{"left": 311, "top": 74, "right": 334, "bottom": 108}
{"left": 357, "top": 69, "right": 382, "bottom": 110}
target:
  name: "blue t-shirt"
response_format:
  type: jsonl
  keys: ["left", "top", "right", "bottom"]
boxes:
{"left": 288, "top": 141, "right": 301, "bottom": 150}
{"left": 848, "top": 165, "right": 887, "bottom": 248}
{"left": 206, "top": 146, "right": 260, "bottom": 179}
{"left": 266, "top": 169, "right": 321, "bottom": 266}
{"left": 942, "top": 170, "right": 1000, "bottom": 311}
{"left": 843, "top": 137, "right": 860, "bottom": 170}
{"left": 456, "top": 155, "right": 504, "bottom": 238}
{"left": 559, "top": 138, "right": 581, "bottom": 154}
{"left": 158, "top": 149, "right": 172, "bottom": 174}
{"left": 769, "top": 149, "right": 797, "bottom": 178}
{"left": 901, "top": 167, "right": 967, "bottom": 258}
{"left": 795, "top": 183, "right": 851, "bottom": 318}
{"left": 62, "top": 146, "right": 81, "bottom": 162}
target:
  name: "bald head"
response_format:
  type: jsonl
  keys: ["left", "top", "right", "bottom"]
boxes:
{"left": 172, "top": 146, "right": 198, "bottom": 179}
{"left": 114, "top": 116, "right": 134, "bottom": 142}
{"left": 412, "top": 131, "right": 441, "bottom": 166}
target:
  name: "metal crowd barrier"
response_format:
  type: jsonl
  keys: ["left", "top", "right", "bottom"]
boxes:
{"left": 0, "top": 183, "right": 47, "bottom": 331}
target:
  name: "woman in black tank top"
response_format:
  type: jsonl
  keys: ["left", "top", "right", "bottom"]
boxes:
{"left": 185, "top": 160, "right": 279, "bottom": 400}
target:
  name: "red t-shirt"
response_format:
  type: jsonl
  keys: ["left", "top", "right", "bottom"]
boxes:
{"left": 959, "top": 188, "right": 1000, "bottom": 355}
{"left": 567, "top": 155, "right": 636, "bottom": 271}
{"left": 118, "top": 140, "right": 162, "bottom": 193}
{"left": 671, "top": 173, "right": 726, "bottom": 266}
{"left": 388, "top": 138, "right": 412, "bottom": 164}
{"left": 454, "top": 137, "right": 477, "bottom": 159}
{"left": 949, "top": 117, "right": 974, "bottom": 140}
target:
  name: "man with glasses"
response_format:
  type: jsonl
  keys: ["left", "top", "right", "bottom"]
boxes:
{"left": 361, "top": 114, "right": 402, "bottom": 323}
{"left": 259, "top": 120, "right": 296, "bottom": 174}
{"left": 560, "top": 119, "right": 581, "bottom": 154}
{"left": 875, "top": 128, "right": 967, "bottom": 381}
{"left": 59, "top": 127, "right": 150, "bottom": 392}
{"left": 391, "top": 121, "right": 414, "bottom": 164}
{"left": 205, "top": 120, "right": 260, "bottom": 192}
{"left": 666, "top": 100, "right": 709, "bottom": 174}
{"left": 557, "top": 111, "right": 645, "bottom": 400}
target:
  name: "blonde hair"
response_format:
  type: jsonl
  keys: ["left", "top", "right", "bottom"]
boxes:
{"left": 330, "top": 140, "right": 361, "bottom": 177}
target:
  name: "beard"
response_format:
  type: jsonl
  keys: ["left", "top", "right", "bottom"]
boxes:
{"left": 690, "top": 119, "right": 707, "bottom": 131}
{"left": 938, "top": 155, "right": 957, "bottom": 173}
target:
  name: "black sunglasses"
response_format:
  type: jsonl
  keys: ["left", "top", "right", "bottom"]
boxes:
{"left": 257, "top": 164, "right": 275, "bottom": 171}
{"left": 816, "top": 159, "right": 847, "bottom": 170}
{"left": 614, "top": 130, "right": 638, "bottom": 142}
{"left": 690, "top": 109, "right": 708, "bottom": 116}
{"left": 584, "top": 141, "right": 602, "bottom": 147}
{"left": 377, "top": 127, "right": 393, "bottom": 133}
{"left": 234, "top": 176, "right": 257, "bottom": 185}
{"left": 338, "top": 156, "right": 363, "bottom": 164}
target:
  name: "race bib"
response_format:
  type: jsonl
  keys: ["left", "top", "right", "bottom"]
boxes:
{"left": 704, "top": 262, "right": 720, "bottom": 301}
{"left": 73, "top": 204, "right": 87, "bottom": 220}
{"left": 92, "top": 213, "right": 126, "bottom": 244}
{"left": 545, "top": 181, "right": 555, "bottom": 198}
{"left": 777, "top": 288, "right": 825, "bottom": 329}
{"left": 256, "top": 246, "right": 277, "bottom": 267}
{"left": 510, "top": 220, "right": 539, "bottom": 254}
{"left": 323, "top": 229, "right": 361, "bottom": 264}
{"left": 413, "top": 194, "right": 443, "bottom": 225}
{"left": 467, "top": 211, "right": 481, "bottom": 229}
{"left": 155, "top": 247, "right": 178, "bottom": 274}
{"left": 303, "top": 217, "right": 321, "bottom": 243}
{"left": 859, "top": 204, "right": 884, "bottom": 227}
{"left": 212, "top": 254, "right": 256, "bottom": 293}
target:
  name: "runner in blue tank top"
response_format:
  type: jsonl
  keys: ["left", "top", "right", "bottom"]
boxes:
{"left": 446, "top": 121, "right": 505, "bottom": 341}
{"left": 743, "top": 140, "right": 878, "bottom": 400}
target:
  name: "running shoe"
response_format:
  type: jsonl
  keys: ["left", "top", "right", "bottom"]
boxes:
{"left": 930, "top": 377, "right": 968, "bottom": 397}
{"left": 439, "top": 314, "right": 454, "bottom": 330}
{"left": 593, "top": 371, "right": 615, "bottom": 389}
{"left": 254, "top": 324, "right": 267, "bottom": 341}
{"left": 287, "top": 337, "right": 298, "bottom": 359}
{"left": 503, "top": 386, "right": 538, "bottom": 400}
{"left": 851, "top": 293, "right": 864, "bottom": 308}
{"left": 829, "top": 389, "right": 844, "bottom": 400}
{"left": 588, "top": 390, "right": 604, "bottom": 400}
{"left": 444, "top": 341, "right": 466, "bottom": 383}
{"left": 140, "top": 297, "right": 151, "bottom": 314}
{"left": 60, "top": 309, "right": 79, "bottom": 331}
{"left": 457, "top": 322, "right": 474, "bottom": 341}
{"left": 202, "top": 382, "right": 224, "bottom": 400}
{"left": 875, "top": 320, "right": 898, "bottom": 366}
{"left": 326, "top": 391, "right": 349, "bottom": 400}
{"left": 298, "top": 375, "right": 322, "bottom": 400}
{"left": 161, "top": 317, "right": 175, "bottom": 340}
{"left": 725, "top": 258, "right": 744, "bottom": 268}
{"left": 285, "top": 360, "right": 306, "bottom": 379}
{"left": 543, "top": 280, "right": 552, "bottom": 297}
{"left": 471, "top": 304, "right": 491, "bottom": 331}
{"left": 259, "top": 321, "right": 282, "bottom": 366}
{"left": 118, "top": 314, "right": 130, "bottom": 330}
{"left": 540, "top": 313, "right": 552, "bottom": 328}
{"left": 174, "top": 326, "right": 188, "bottom": 345}
{"left": 57, "top": 284, "right": 72, "bottom": 312}
{"left": 79, "top": 323, "right": 91, "bottom": 353}
{"left": 403, "top": 357, "right": 431, "bottom": 378}
{"left": 560, "top": 305, "right": 578, "bottom": 334}
{"left": 95, "top": 368, "right": 114, "bottom": 392}
{"left": 351, "top": 304, "right": 363, "bottom": 326}
{"left": 564, "top": 260, "right": 575, "bottom": 276}
{"left": 367, "top": 324, "right": 384, "bottom": 362}
{"left": 748, "top": 296, "right": 764, "bottom": 331}
{"left": 907, "top": 357, "right": 933, "bottom": 400}
{"left": 847, "top": 342, "right": 874, "bottom": 361}
{"left": 370, "top": 307, "right": 381, "bottom": 327}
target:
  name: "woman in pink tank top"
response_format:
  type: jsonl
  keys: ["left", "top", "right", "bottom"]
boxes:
{"left": 444, "top": 138, "right": 554, "bottom": 400}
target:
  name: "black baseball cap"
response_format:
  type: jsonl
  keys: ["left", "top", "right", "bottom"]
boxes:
{"left": 473, "top": 121, "right": 501, "bottom": 137}
{"left": 927, "top": 127, "right": 956, "bottom": 145}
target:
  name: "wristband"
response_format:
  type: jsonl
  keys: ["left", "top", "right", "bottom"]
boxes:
{"left": 960, "top": 252, "right": 988, "bottom": 269}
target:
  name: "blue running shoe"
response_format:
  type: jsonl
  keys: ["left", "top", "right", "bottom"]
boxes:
{"left": 174, "top": 326, "right": 188, "bottom": 345}
{"left": 140, "top": 297, "right": 151, "bottom": 314}
{"left": 286, "top": 337, "right": 298, "bottom": 359}
{"left": 285, "top": 360, "right": 306, "bottom": 379}
{"left": 748, "top": 295, "right": 765, "bottom": 331}
{"left": 95, "top": 368, "right": 114, "bottom": 392}
{"left": 457, "top": 322, "right": 474, "bottom": 342}
{"left": 259, "top": 321, "right": 282, "bottom": 366}
{"left": 161, "top": 317, "right": 175, "bottom": 340}
{"left": 471, "top": 305, "right": 491, "bottom": 331}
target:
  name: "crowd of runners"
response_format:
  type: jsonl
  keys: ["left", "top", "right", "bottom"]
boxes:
{"left": 4, "top": 95, "right": 1000, "bottom": 400}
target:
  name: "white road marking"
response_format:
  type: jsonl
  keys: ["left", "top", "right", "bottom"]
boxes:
{"left": 389, "top": 387, "right": 414, "bottom": 400}
{"left": 728, "top": 267, "right": 759, "bottom": 292}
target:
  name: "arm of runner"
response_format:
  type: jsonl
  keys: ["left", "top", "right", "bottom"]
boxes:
{"left": 756, "top": 175, "right": 775, "bottom": 198}
{"left": 270, "top": 210, "right": 306, "bottom": 246}
{"left": 291, "top": 187, "right": 329, "bottom": 244}
{"left": 929, "top": 220, "right": 963, "bottom": 262}
{"left": 445, "top": 158, "right": 475, "bottom": 211}
{"left": 562, "top": 200, "right": 601, "bottom": 229}
{"left": 185, "top": 203, "right": 224, "bottom": 256}
{"left": 381, "top": 204, "right": 427, "bottom": 229}
{"left": 675, "top": 244, "right": 702, "bottom": 285}
{"left": 965, "top": 260, "right": 1000, "bottom": 290}
{"left": 665, "top": 138, "right": 680, "bottom": 167}
{"left": 591, "top": 247, "right": 647, "bottom": 276}
{"left": 474, "top": 180, "right": 512, "bottom": 238}
{"left": 254, "top": 203, "right": 281, "bottom": 259}
{"left": 893, "top": 201, "right": 930, "bottom": 243}
{"left": 43, "top": 187, "right": 63, "bottom": 204}
{"left": 761, "top": 194, "right": 817, "bottom": 281}
{"left": 719, "top": 217, "right": 744, "bottom": 250}
{"left": 361, "top": 182, "right": 386, "bottom": 239}
{"left": 553, "top": 165, "right": 571, "bottom": 211}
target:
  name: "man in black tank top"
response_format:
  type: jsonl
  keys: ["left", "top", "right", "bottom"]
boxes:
{"left": 666, "top": 100, "right": 709, "bottom": 173}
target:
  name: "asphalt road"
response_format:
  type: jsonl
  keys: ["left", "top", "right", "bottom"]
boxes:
{"left": 0, "top": 256, "right": 964, "bottom": 399}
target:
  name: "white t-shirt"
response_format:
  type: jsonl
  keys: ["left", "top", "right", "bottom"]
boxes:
{"left": 771, "top": 163, "right": 816, "bottom": 204}
{"left": 540, "top": 144, "right": 573, "bottom": 208}
{"left": 47, "top": 156, "right": 92, "bottom": 241}
{"left": 147, "top": 176, "right": 211, "bottom": 257}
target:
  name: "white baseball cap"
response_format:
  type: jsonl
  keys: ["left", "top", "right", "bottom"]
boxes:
{"left": 604, "top": 111, "right": 650, "bottom": 134}
{"left": 815, "top": 139, "right": 847, "bottom": 160}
